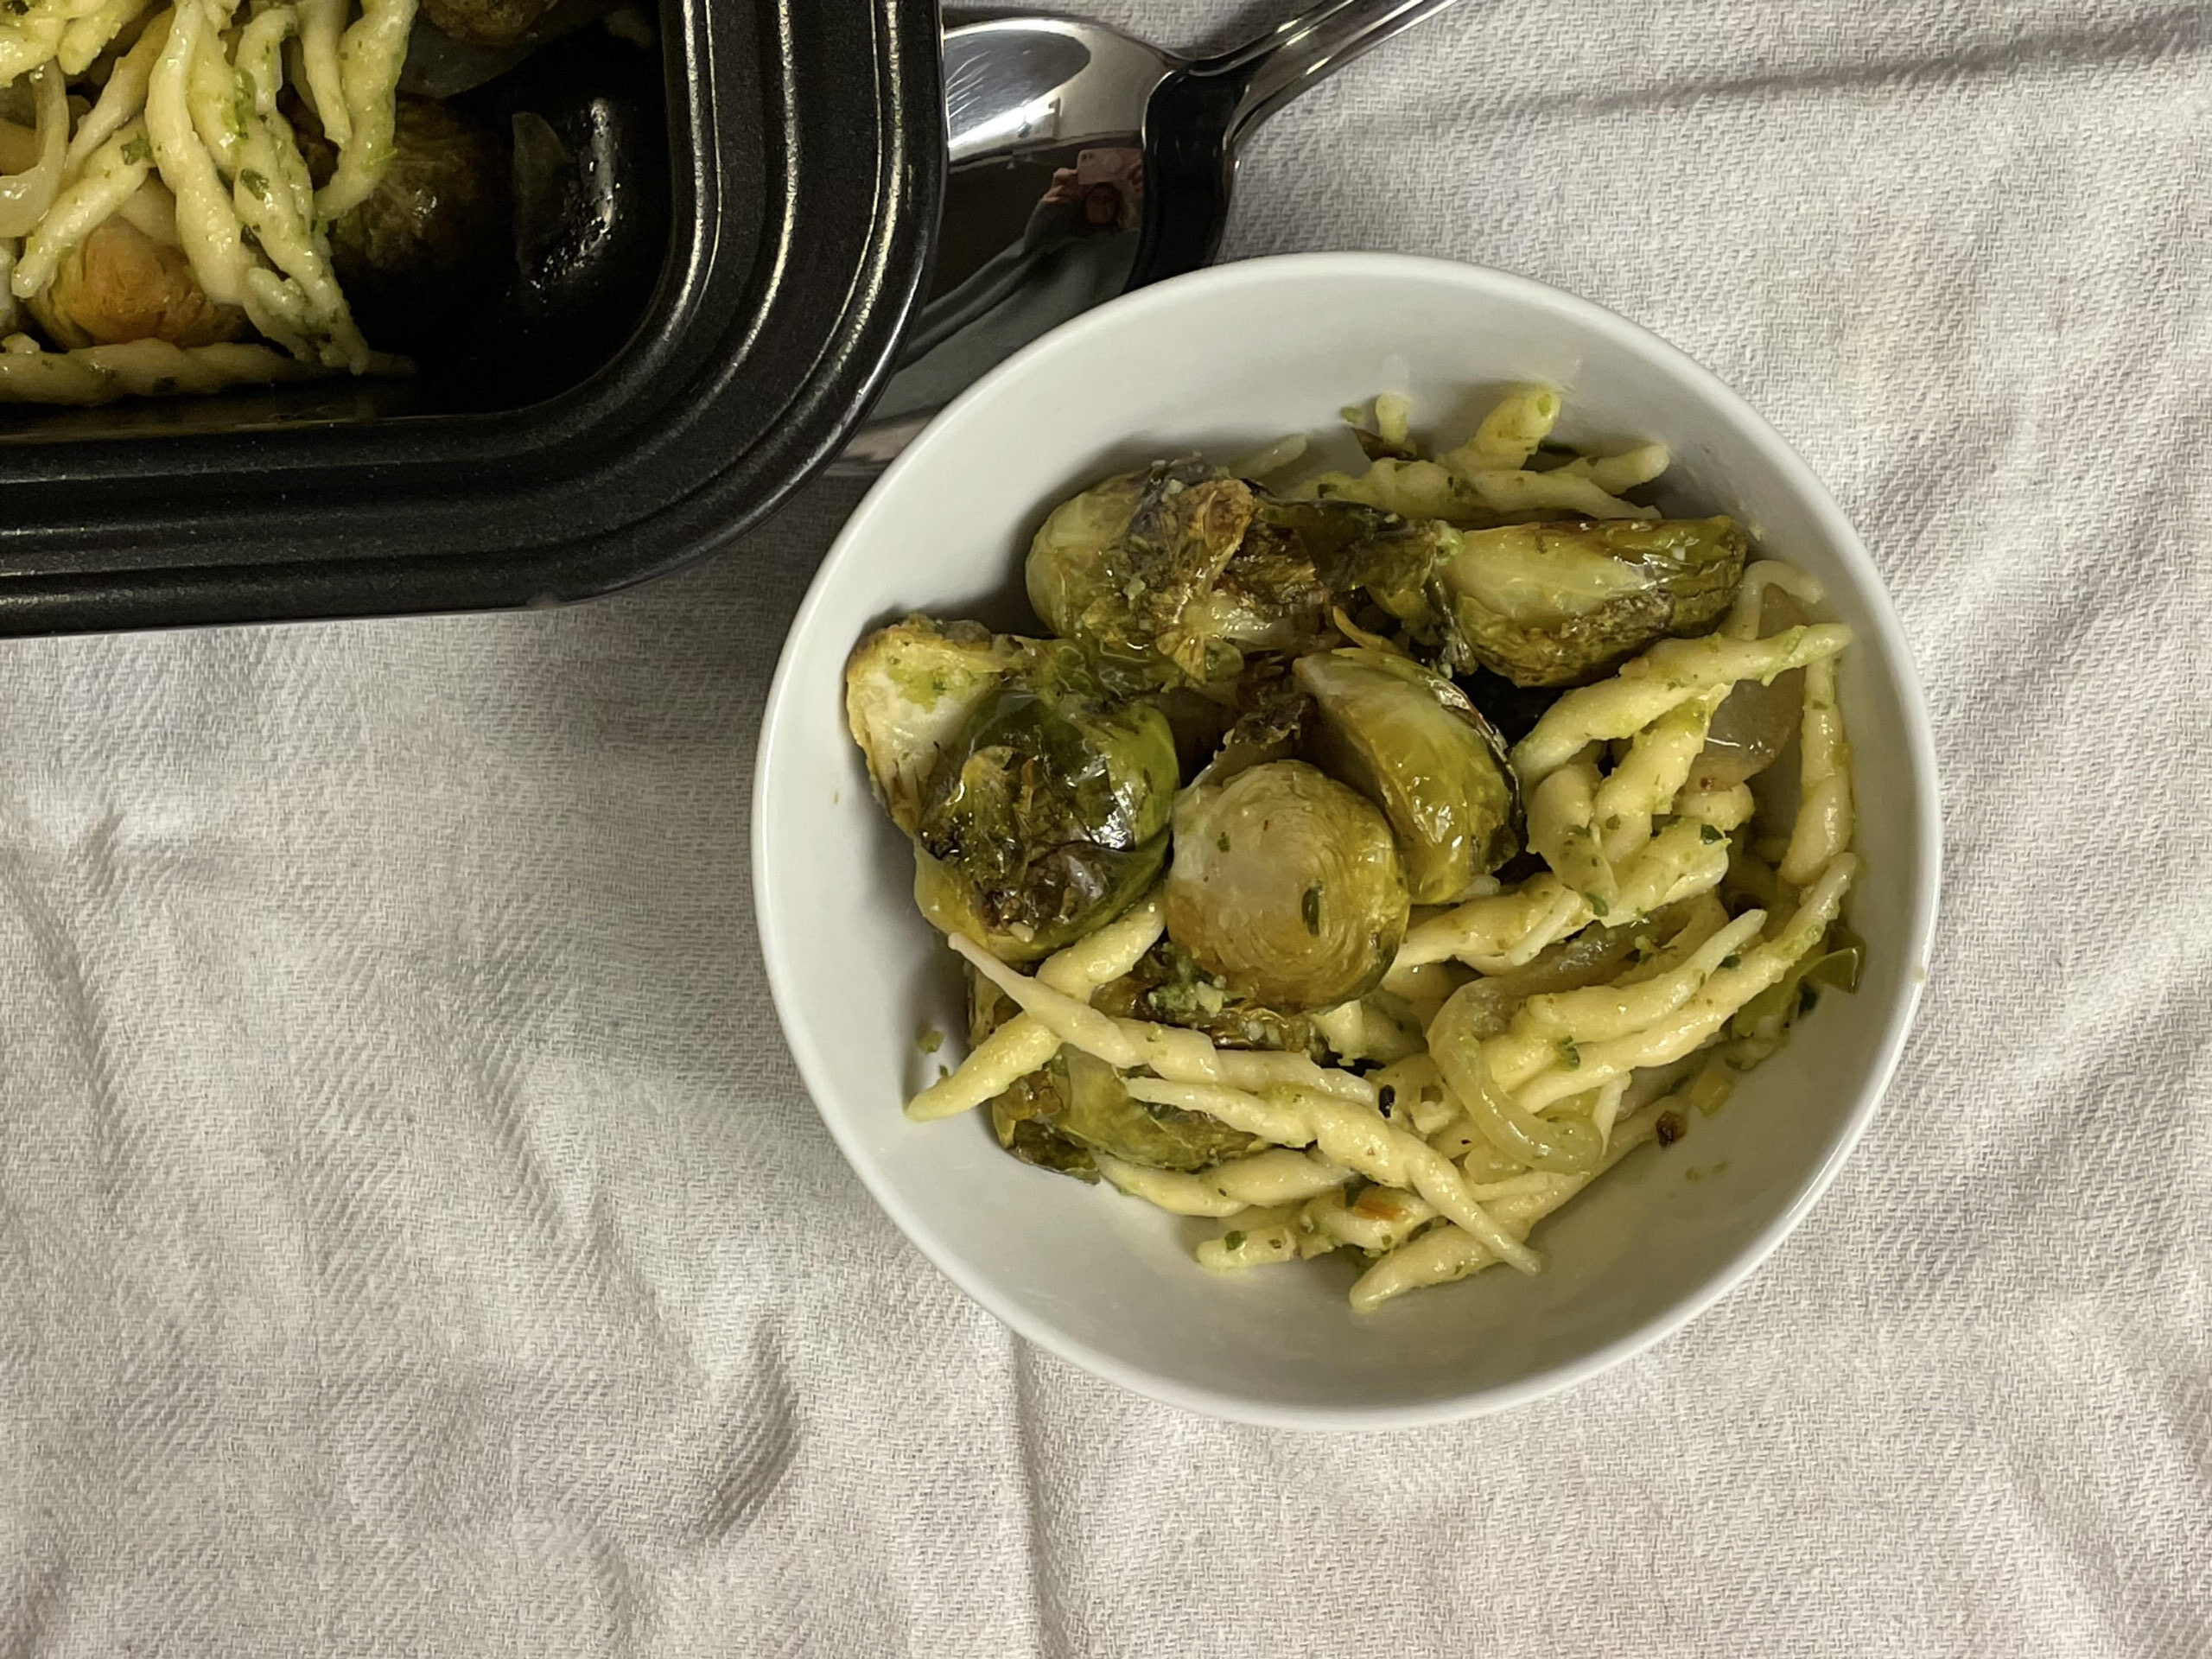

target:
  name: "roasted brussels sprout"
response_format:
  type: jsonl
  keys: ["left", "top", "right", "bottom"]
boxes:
{"left": 29, "top": 216, "right": 246, "bottom": 349}
{"left": 1319, "top": 515, "right": 1462, "bottom": 634}
{"left": 1166, "top": 760, "right": 1409, "bottom": 1011}
{"left": 327, "top": 96, "right": 512, "bottom": 353}
{"left": 1091, "top": 936, "right": 1323, "bottom": 1057}
{"left": 850, "top": 614, "right": 1176, "bottom": 956}
{"left": 1430, "top": 517, "right": 1748, "bottom": 687}
{"left": 422, "top": 0, "right": 567, "bottom": 48}
{"left": 971, "top": 969, "right": 1267, "bottom": 1178}
{"left": 989, "top": 1052, "right": 1268, "bottom": 1178}
{"left": 1027, "top": 461, "right": 1389, "bottom": 687}
{"left": 911, "top": 671, "right": 1179, "bottom": 963}
{"left": 1294, "top": 646, "right": 1520, "bottom": 904}
{"left": 846, "top": 616, "right": 1031, "bottom": 836}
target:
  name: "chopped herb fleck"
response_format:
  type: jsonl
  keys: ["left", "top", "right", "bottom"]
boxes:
{"left": 1556, "top": 1036, "right": 1581, "bottom": 1069}
{"left": 1721, "top": 953, "right": 1741, "bottom": 970}
{"left": 915, "top": 1025, "right": 943, "bottom": 1055}
{"left": 1587, "top": 893, "right": 1609, "bottom": 917}
{"left": 1655, "top": 1109, "right": 1687, "bottom": 1147}
{"left": 120, "top": 134, "right": 152, "bottom": 165}
{"left": 1223, "top": 1230, "right": 1246, "bottom": 1251}
{"left": 239, "top": 168, "right": 270, "bottom": 200}
{"left": 1300, "top": 883, "right": 1323, "bottom": 934}
{"left": 1217, "top": 832, "right": 1230, "bottom": 853}
{"left": 1376, "top": 1084, "right": 1395, "bottom": 1115}
{"left": 1700, "top": 823, "right": 1724, "bottom": 844}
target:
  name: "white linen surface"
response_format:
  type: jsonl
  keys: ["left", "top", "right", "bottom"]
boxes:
{"left": 2, "top": 2, "right": 2208, "bottom": 1653}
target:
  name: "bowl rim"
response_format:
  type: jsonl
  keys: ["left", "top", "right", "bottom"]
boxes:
{"left": 753, "top": 250, "right": 1943, "bottom": 1430}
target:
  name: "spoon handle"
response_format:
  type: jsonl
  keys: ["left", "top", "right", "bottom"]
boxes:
{"left": 1207, "top": 0, "right": 1467, "bottom": 146}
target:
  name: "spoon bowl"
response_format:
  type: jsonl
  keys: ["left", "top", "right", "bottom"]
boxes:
{"left": 842, "top": 1, "right": 1466, "bottom": 468}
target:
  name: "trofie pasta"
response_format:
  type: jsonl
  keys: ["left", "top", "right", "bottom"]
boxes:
{"left": 0, "top": 0, "right": 613, "bottom": 402}
{"left": 846, "top": 387, "right": 1867, "bottom": 1309}
{"left": 0, "top": 0, "right": 408, "bottom": 390}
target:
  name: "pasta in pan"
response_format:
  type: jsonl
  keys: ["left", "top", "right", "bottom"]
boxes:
{"left": 0, "top": 0, "right": 410, "bottom": 396}
{"left": 847, "top": 386, "right": 1866, "bottom": 1309}
{"left": 0, "top": 0, "right": 628, "bottom": 403}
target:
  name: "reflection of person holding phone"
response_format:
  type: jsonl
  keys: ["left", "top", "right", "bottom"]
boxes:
{"left": 1046, "top": 149, "right": 1144, "bottom": 232}
{"left": 878, "top": 147, "right": 1146, "bottom": 420}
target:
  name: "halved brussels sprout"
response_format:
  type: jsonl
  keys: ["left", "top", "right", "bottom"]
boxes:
{"left": 1293, "top": 646, "right": 1520, "bottom": 904}
{"left": 421, "top": 0, "right": 565, "bottom": 48}
{"left": 1091, "top": 936, "right": 1323, "bottom": 1057}
{"left": 327, "top": 95, "right": 512, "bottom": 354}
{"left": 988, "top": 1053, "right": 1268, "bottom": 1178}
{"left": 1025, "top": 461, "right": 1388, "bottom": 687}
{"left": 1430, "top": 517, "right": 1749, "bottom": 687}
{"left": 971, "top": 969, "right": 1266, "bottom": 1178}
{"left": 912, "top": 677, "right": 1179, "bottom": 962}
{"left": 31, "top": 216, "right": 247, "bottom": 349}
{"left": 845, "top": 616, "right": 1029, "bottom": 835}
{"left": 1319, "top": 516, "right": 1463, "bottom": 636}
{"left": 1166, "top": 760, "right": 1409, "bottom": 1011}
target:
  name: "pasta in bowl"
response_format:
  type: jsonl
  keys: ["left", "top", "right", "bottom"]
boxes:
{"left": 756, "top": 254, "right": 1938, "bottom": 1426}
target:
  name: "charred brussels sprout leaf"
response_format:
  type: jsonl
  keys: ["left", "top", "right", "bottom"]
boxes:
{"left": 988, "top": 1052, "right": 1263, "bottom": 1177}
{"left": 912, "top": 678, "right": 1179, "bottom": 962}
{"left": 1433, "top": 517, "right": 1749, "bottom": 686}
{"left": 1091, "top": 938, "right": 1324, "bottom": 1058}
{"left": 988, "top": 1067, "right": 1099, "bottom": 1180}
{"left": 969, "top": 957, "right": 1284, "bottom": 1182}
{"left": 1315, "top": 516, "right": 1462, "bottom": 638}
{"left": 1192, "top": 655, "right": 1312, "bottom": 786}
{"left": 1294, "top": 646, "right": 1521, "bottom": 904}
{"left": 1166, "top": 760, "right": 1409, "bottom": 1012}
{"left": 845, "top": 616, "right": 1031, "bottom": 836}
{"left": 1057, "top": 1049, "right": 1265, "bottom": 1169}
{"left": 1026, "top": 461, "right": 1394, "bottom": 688}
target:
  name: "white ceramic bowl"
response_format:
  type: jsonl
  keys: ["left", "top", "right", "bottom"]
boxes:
{"left": 754, "top": 253, "right": 1940, "bottom": 1428}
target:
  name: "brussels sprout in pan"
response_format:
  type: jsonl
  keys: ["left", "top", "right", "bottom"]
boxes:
{"left": 326, "top": 95, "right": 512, "bottom": 353}
{"left": 1293, "top": 645, "right": 1520, "bottom": 905}
{"left": 1166, "top": 760, "right": 1410, "bottom": 1013}
{"left": 912, "top": 677, "right": 1179, "bottom": 962}
{"left": 31, "top": 216, "right": 246, "bottom": 348}
{"left": 422, "top": 0, "right": 567, "bottom": 48}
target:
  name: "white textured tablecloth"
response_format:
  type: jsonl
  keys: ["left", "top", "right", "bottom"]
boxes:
{"left": 3, "top": 3, "right": 2209, "bottom": 1653}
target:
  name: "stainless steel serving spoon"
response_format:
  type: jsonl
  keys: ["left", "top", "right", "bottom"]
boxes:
{"left": 836, "top": 0, "right": 1466, "bottom": 471}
